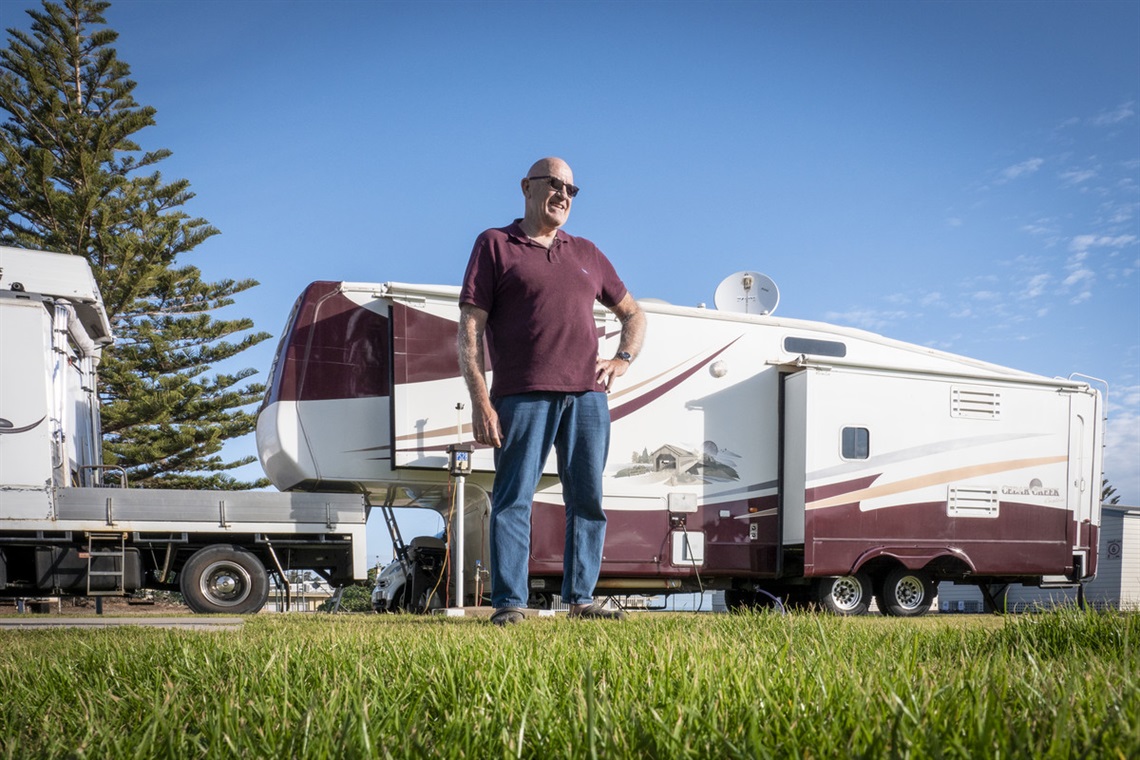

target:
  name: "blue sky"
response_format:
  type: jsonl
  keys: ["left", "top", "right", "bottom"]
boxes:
{"left": 6, "top": 0, "right": 1139, "bottom": 559}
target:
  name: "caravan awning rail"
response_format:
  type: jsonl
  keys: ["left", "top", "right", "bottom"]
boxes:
{"left": 776, "top": 355, "right": 1093, "bottom": 390}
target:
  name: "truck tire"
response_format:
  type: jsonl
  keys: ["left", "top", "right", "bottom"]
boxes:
{"left": 877, "top": 567, "right": 936, "bottom": 617}
{"left": 815, "top": 573, "right": 872, "bottom": 615}
{"left": 180, "top": 545, "right": 269, "bottom": 615}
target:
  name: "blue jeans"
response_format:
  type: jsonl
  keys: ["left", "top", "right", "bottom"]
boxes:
{"left": 490, "top": 391, "right": 610, "bottom": 608}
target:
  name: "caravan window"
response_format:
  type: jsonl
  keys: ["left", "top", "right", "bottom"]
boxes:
{"left": 842, "top": 427, "right": 870, "bottom": 459}
{"left": 784, "top": 337, "right": 847, "bottom": 358}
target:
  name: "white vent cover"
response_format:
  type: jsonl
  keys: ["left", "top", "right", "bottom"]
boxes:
{"left": 951, "top": 387, "right": 1001, "bottom": 419}
{"left": 947, "top": 487, "right": 1000, "bottom": 518}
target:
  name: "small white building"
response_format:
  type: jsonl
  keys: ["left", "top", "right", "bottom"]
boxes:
{"left": 262, "top": 578, "right": 338, "bottom": 613}
{"left": 938, "top": 504, "right": 1139, "bottom": 612}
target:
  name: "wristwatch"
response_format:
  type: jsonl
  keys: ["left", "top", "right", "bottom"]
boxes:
{"left": 615, "top": 351, "right": 633, "bottom": 363}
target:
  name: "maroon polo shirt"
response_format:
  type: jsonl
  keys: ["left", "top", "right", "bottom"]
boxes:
{"left": 460, "top": 220, "right": 628, "bottom": 400}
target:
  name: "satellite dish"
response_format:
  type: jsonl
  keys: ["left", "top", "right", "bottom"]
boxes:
{"left": 714, "top": 271, "right": 779, "bottom": 315}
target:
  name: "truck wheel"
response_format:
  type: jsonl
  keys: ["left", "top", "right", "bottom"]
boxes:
{"left": 180, "top": 545, "right": 269, "bottom": 615}
{"left": 877, "top": 567, "right": 936, "bottom": 617}
{"left": 815, "top": 573, "right": 872, "bottom": 615}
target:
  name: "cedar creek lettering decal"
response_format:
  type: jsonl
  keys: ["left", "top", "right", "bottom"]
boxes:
{"left": 1001, "top": 478, "right": 1061, "bottom": 498}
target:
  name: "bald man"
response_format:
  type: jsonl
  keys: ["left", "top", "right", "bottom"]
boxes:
{"left": 458, "top": 158, "right": 645, "bottom": 626}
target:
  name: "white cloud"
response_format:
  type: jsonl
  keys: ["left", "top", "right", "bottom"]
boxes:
{"left": 1091, "top": 101, "right": 1136, "bottom": 127}
{"left": 1063, "top": 268, "right": 1093, "bottom": 288}
{"left": 1061, "top": 250, "right": 1096, "bottom": 303}
{"left": 920, "top": 292, "right": 943, "bottom": 307}
{"left": 1060, "top": 168, "right": 1097, "bottom": 185}
{"left": 1099, "top": 200, "right": 1135, "bottom": 225}
{"left": 998, "top": 157, "right": 1044, "bottom": 182}
{"left": 1069, "top": 234, "right": 1139, "bottom": 253}
{"left": 1023, "top": 273, "right": 1050, "bottom": 298}
{"left": 820, "top": 309, "right": 907, "bottom": 332}
{"left": 1022, "top": 219, "right": 1061, "bottom": 243}
{"left": 822, "top": 308, "right": 910, "bottom": 332}
{"left": 1070, "top": 290, "right": 1093, "bottom": 305}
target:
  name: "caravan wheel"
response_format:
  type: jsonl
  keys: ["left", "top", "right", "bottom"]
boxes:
{"left": 815, "top": 573, "right": 872, "bottom": 615}
{"left": 877, "top": 567, "right": 936, "bottom": 617}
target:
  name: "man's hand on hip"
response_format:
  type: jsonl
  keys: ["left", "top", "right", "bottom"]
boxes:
{"left": 596, "top": 356, "right": 630, "bottom": 392}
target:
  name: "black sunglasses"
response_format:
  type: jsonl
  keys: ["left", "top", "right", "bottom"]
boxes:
{"left": 527, "top": 175, "right": 580, "bottom": 198}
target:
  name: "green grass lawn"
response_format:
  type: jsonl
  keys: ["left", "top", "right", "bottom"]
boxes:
{"left": 1, "top": 610, "right": 1136, "bottom": 759}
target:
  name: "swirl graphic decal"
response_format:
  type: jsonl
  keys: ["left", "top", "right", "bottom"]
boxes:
{"left": 0, "top": 416, "right": 46, "bottom": 434}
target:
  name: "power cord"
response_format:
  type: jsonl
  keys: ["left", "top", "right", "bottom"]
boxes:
{"left": 423, "top": 477, "right": 455, "bottom": 611}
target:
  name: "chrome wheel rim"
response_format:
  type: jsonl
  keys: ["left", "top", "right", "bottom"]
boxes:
{"left": 894, "top": 576, "right": 926, "bottom": 610}
{"left": 832, "top": 576, "right": 865, "bottom": 612}
{"left": 199, "top": 561, "right": 253, "bottom": 607}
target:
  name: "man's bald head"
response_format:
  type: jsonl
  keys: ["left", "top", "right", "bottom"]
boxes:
{"left": 526, "top": 157, "right": 571, "bottom": 179}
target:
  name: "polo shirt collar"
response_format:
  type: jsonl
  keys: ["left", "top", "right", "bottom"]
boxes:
{"left": 506, "top": 218, "right": 565, "bottom": 262}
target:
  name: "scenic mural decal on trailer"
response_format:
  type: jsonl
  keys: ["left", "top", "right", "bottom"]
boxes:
{"left": 613, "top": 440, "right": 742, "bottom": 485}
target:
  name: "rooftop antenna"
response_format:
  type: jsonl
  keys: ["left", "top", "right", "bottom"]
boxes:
{"left": 714, "top": 271, "right": 779, "bottom": 315}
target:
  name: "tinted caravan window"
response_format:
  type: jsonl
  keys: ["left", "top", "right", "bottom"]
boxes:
{"left": 842, "top": 427, "right": 870, "bottom": 460}
{"left": 784, "top": 337, "right": 847, "bottom": 358}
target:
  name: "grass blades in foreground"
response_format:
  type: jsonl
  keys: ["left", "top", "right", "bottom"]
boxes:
{"left": 0, "top": 609, "right": 1136, "bottom": 759}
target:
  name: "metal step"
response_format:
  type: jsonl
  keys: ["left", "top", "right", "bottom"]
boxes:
{"left": 86, "top": 533, "right": 126, "bottom": 596}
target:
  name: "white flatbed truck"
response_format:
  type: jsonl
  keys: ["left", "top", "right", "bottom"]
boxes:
{"left": 0, "top": 247, "right": 368, "bottom": 614}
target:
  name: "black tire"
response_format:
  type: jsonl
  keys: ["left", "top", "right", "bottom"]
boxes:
{"left": 528, "top": 592, "right": 554, "bottom": 610}
{"left": 180, "top": 545, "right": 269, "bottom": 615}
{"left": 815, "top": 573, "right": 873, "bottom": 615}
{"left": 876, "top": 567, "right": 936, "bottom": 617}
{"left": 726, "top": 587, "right": 788, "bottom": 612}
{"left": 723, "top": 588, "right": 756, "bottom": 611}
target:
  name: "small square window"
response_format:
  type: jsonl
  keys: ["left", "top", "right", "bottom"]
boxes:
{"left": 842, "top": 427, "right": 870, "bottom": 460}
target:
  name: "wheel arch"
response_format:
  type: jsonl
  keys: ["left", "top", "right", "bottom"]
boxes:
{"left": 852, "top": 547, "right": 976, "bottom": 579}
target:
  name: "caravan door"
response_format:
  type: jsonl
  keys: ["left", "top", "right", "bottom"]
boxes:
{"left": 1066, "top": 386, "right": 1103, "bottom": 579}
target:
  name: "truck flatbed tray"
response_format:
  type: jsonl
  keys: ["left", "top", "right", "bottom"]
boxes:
{"left": 54, "top": 488, "right": 367, "bottom": 528}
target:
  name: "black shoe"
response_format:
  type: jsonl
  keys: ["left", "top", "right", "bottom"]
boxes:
{"left": 568, "top": 603, "right": 626, "bottom": 621}
{"left": 490, "top": 607, "right": 525, "bottom": 626}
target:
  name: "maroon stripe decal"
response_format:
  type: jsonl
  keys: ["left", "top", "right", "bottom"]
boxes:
{"left": 609, "top": 337, "right": 742, "bottom": 422}
{"left": 804, "top": 474, "right": 882, "bottom": 504}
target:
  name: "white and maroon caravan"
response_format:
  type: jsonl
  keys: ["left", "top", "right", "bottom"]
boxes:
{"left": 257, "top": 276, "right": 1104, "bottom": 616}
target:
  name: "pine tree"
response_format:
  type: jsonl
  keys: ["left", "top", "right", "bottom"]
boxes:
{"left": 0, "top": 0, "right": 270, "bottom": 489}
{"left": 1102, "top": 478, "right": 1120, "bottom": 506}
